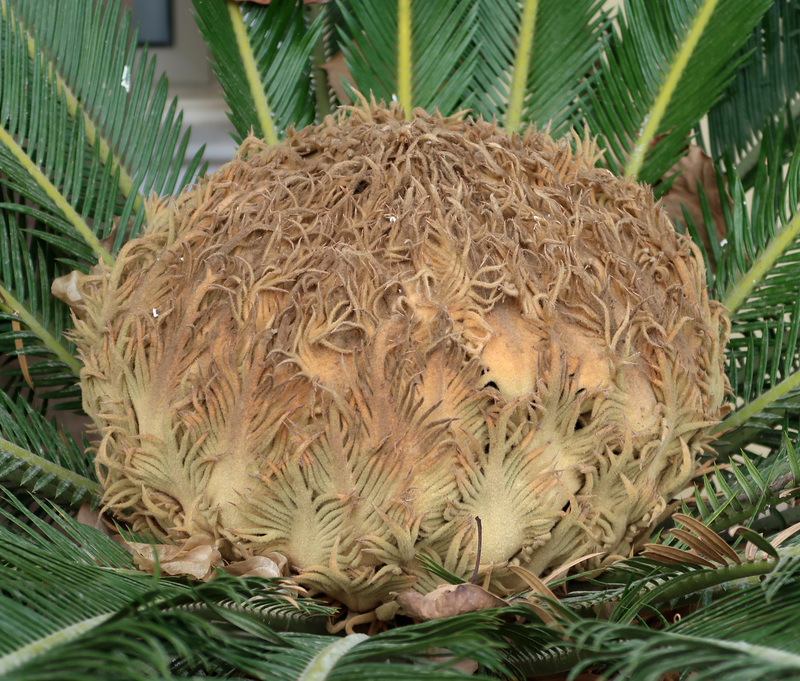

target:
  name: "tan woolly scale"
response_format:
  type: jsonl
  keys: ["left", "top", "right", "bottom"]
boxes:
{"left": 74, "top": 104, "right": 730, "bottom": 613}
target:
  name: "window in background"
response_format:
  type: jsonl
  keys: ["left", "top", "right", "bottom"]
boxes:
{"left": 132, "top": 0, "right": 173, "bottom": 47}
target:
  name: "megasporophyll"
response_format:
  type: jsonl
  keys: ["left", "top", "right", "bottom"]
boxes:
{"left": 73, "top": 104, "right": 729, "bottom": 613}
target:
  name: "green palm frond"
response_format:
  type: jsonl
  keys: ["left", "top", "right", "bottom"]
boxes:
{"left": 0, "top": 0, "right": 205, "bottom": 398}
{"left": 501, "top": 0, "right": 609, "bottom": 136}
{"left": 0, "top": 519, "right": 170, "bottom": 678}
{"left": 583, "top": 0, "right": 770, "bottom": 186}
{"left": 569, "top": 581, "right": 800, "bottom": 680}
{"left": 0, "top": 442, "right": 98, "bottom": 509}
{"left": 0, "top": 488, "right": 129, "bottom": 566}
{"left": 336, "top": 0, "right": 402, "bottom": 108}
{"left": 0, "top": 393, "right": 100, "bottom": 507}
{"left": 0, "top": 504, "right": 512, "bottom": 681}
{"left": 226, "top": 615, "right": 513, "bottom": 681}
{"left": 337, "top": 0, "right": 479, "bottom": 117}
{"left": 1, "top": 0, "right": 204, "bottom": 255}
{"left": 0, "top": 493, "right": 338, "bottom": 680}
{"left": 672, "top": 114, "right": 800, "bottom": 455}
{"left": 680, "top": 131, "right": 800, "bottom": 452}
{"left": 192, "top": 0, "right": 325, "bottom": 144}
{"left": 335, "top": 0, "right": 608, "bottom": 134}
{"left": 708, "top": 0, "right": 800, "bottom": 163}
{"left": 479, "top": 552, "right": 800, "bottom": 678}
{"left": 690, "top": 433, "right": 800, "bottom": 531}
{"left": 0, "top": 187, "right": 81, "bottom": 400}
{"left": 559, "top": 556, "right": 774, "bottom": 622}
{"left": 316, "top": 616, "right": 508, "bottom": 679}
{"left": 716, "top": 118, "right": 800, "bottom": 306}
{"left": 465, "top": 0, "right": 519, "bottom": 124}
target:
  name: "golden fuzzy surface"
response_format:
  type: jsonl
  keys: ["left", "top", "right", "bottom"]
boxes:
{"left": 74, "top": 104, "right": 729, "bottom": 612}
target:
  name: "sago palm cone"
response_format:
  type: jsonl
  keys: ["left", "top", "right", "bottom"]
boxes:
{"left": 74, "top": 103, "right": 730, "bottom": 613}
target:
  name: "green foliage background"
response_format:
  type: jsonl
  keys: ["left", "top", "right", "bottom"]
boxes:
{"left": 1, "top": 0, "right": 800, "bottom": 678}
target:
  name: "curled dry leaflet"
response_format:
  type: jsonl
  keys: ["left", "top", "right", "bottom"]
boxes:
{"left": 71, "top": 103, "right": 729, "bottom": 614}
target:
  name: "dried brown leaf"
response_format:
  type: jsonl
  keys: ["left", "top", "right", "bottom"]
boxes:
{"left": 320, "top": 51, "right": 352, "bottom": 104}
{"left": 508, "top": 565, "right": 559, "bottom": 601}
{"left": 769, "top": 519, "right": 800, "bottom": 550}
{"left": 220, "top": 552, "right": 287, "bottom": 579}
{"left": 668, "top": 528, "right": 728, "bottom": 566}
{"left": 51, "top": 270, "right": 86, "bottom": 316}
{"left": 672, "top": 513, "right": 741, "bottom": 565}
{"left": 518, "top": 600, "right": 559, "bottom": 626}
{"left": 661, "top": 145, "right": 728, "bottom": 255}
{"left": 542, "top": 551, "right": 605, "bottom": 585}
{"left": 126, "top": 535, "right": 225, "bottom": 580}
{"left": 396, "top": 583, "right": 507, "bottom": 621}
{"left": 76, "top": 502, "right": 117, "bottom": 538}
{"left": 11, "top": 320, "right": 33, "bottom": 389}
{"left": 640, "top": 543, "right": 717, "bottom": 567}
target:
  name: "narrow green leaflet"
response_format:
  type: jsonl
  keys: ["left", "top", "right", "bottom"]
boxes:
{"left": 192, "top": 0, "right": 324, "bottom": 144}
{"left": 298, "top": 634, "right": 368, "bottom": 681}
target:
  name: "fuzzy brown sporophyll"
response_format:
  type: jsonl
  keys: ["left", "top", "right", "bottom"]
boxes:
{"left": 73, "top": 104, "right": 729, "bottom": 614}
